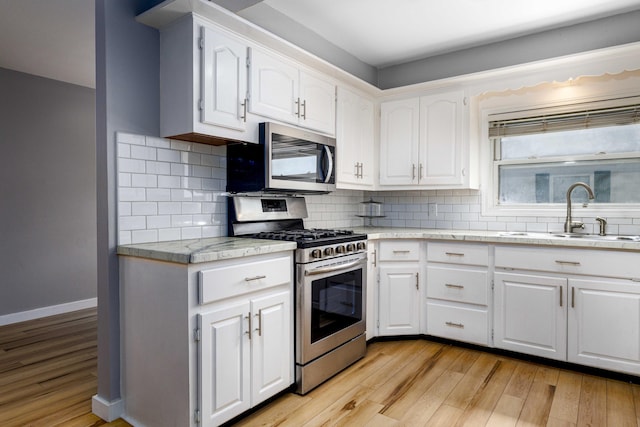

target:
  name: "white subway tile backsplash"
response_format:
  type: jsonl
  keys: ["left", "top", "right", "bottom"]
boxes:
{"left": 131, "top": 202, "right": 158, "bottom": 216}
{"left": 130, "top": 145, "right": 157, "bottom": 161}
{"left": 117, "top": 132, "right": 145, "bottom": 145}
{"left": 119, "top": 188, "right": 146, "bottom": 202}
{"left": 119, "top": 173, "right": 131, "bottom": 187}
{"left": 170, "top": 140, "right": 192, "bottom": 151}
{"left": 171, "top": 189, "right": 193, "bottom": 201}
{"left": 120, "top": 216, "right": 146, "bottom": 230}
{"left": 158, "top": 202, "right": 182, "bottom": 215}
{"left": 118, "top": 143, "right": 131, "bottom": 158}
{"left": 181, "top": 202, "right": 202, "bottom": 214}
{"left": 119, "top": 202, "right": 131, "bottom": 217}
{"left": 118, "top": 158, "right": 146, "bottom": 174}
{"left": 171, "top": 215, "right": 192, "bottom": 227}
{"left": 131, "top": 174, "right": 157, "bottom": 188}
{"left": 146, "top": 161, "right": 171, "bottom": 175}
{"left": 146, "top": 188, "right": 172, "bottom": 202}
{"left": 146, "top": 136, "right": 171, "bottom": 149}
{"left": 157, "top": 148, "right": 181, "bottom": 163}
{"left": 181, "top": 227, "right": 202, "bottom": 239}
{"left": 158, "top": 228, "right": 181, "bottom": 241}
{"left": 131, "top": 229, "right": 158, "bottom": 244}
{"left": 157, "top": 175, "right": 181, "bottom": 189}
{"left": 147, "top": 215, "right": 171, "bottom": 229}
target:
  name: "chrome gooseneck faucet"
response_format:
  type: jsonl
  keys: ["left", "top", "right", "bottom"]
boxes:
{"left": 564, "top": 182, "right": 595, "bottom": 233}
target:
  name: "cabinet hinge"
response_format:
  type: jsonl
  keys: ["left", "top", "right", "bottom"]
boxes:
{"left": 194, "top": 328, "right": 201, "bottom": 342}
{"left": 198, "top": 37, "right": 203, "bottom": 50}
{"left": 198, "top": 99, "right": 203, "bottom": 111}
{"left": 195, "top": 409, "right": 201, "bottom": 423}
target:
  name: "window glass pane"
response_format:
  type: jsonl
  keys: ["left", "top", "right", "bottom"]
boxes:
{"left": 498, "top": 159, "right": 640, "bottom": 204}
{"left": 500, "top": 124, "right": 640, "bottom": 160}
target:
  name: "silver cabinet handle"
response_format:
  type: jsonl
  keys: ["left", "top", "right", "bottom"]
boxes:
{"left": 571, "top": 287, "right": 575, "bottom": 308}
{"left": 301, "top": 99, "right": 307, "bottom": 119}
{"left": 372, "top": 249, "right": 377, "bottom": 267}
{"left": 240, "top": 98, "right": 247, "bottom": 122}
{"left": 244, "top": 275, "right": 266, "bottom": 282}
{"left": 245, "top": 313, "right": 252, "bottom": 340}
{"left": 305, "top": 259, "right": 365, "bottom": 276}
{"left": 295, "top": 98, "right": 301, "bottom": 117}
{"left": 412, "top": 164, "right": 416, "bottom": 180}
{"left": 393, "top": 250, "right": 411, "bottom": 253}
{"left": 445, "top": 283, "right": 464, "bottom": 289}
{"left": 445, "top": 322, "right": 464, "bottom": 328}
{"left": 445, "top": 252, "right": 465, "bottom": 257}
{"left": 555, "top": 260, "right": 581, "bottom": 266}
{"left": 415, "top": 272, "right": 419, "bottom": 290}
{"left": 419, "top": 163, "right": 424, "bottom": 179}
{"left": 560, "top": 289, "right": 563, "bottom": 307}
{"left": 255, "top": 310, "right": 262, "bottom": 337}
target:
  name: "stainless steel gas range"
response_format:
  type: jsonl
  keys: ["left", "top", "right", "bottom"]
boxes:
{"left": 228, "top": 195, "right": 367, "bottom": 394}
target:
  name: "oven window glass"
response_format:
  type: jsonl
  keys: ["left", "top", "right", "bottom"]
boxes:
{"left": 271, "top": 133, "right": 335, "bottom": 184}
{"left": 310, "top": 269, "right": 363, "bottom": 343}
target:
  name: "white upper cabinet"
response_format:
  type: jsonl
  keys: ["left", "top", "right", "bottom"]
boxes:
{"left": 159, "top": 16, "right": 258, "bottom": 144}
{"left": 379, "top": 98, "right": 420, "bottom": 186}
{"left": 200, "top": 25, "right": 248, "bottom": 132}
{"left": 336, "top": 86, "right": 375, "bottom": 188}
{"left": 249, "top": 49, "right": 336, "bottom": 135}
{"left": 379, "top": 90, "right": 472, "bottom": 189}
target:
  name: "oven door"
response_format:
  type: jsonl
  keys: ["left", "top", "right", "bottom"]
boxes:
{"left": 296, "top": 255, "right": 366, "bottom": 364}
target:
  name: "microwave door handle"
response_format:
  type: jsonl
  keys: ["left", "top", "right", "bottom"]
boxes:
{"left": 323, "top": 146, "right": 333, "bottom": 183}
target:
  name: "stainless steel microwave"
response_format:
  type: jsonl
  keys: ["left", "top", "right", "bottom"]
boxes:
{"left": 227, "top": 122, "right": 336, "bottom": 194}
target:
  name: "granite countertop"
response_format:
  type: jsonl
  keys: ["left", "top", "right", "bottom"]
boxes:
{"left": 352, "top": 227, "right": 640, "bottom": 251}
{"left": 118, "top": 228, "right": 639, "bottom": 264}
{"left": 117, "top": 237, "right": 297, "bottom": 264}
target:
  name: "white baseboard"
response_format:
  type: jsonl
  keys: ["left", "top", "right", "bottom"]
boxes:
{"left": 92, "top": 394, "right": 124, "bottom": 422}
{"left": 0, "top": 297, "right": 98, "bottom": 326}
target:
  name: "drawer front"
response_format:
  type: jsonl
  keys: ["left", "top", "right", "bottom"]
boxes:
{"left": 199, "top": 255, "right": 292, "bottom": 304}
{"left": 378, "top": 240, "right": 420, "bottom": 262}
{"left": 427, "top": 242, "right": 488, "bottom": 266}
{"left": 426, "top": 266, "right": 488, "bottom": 305}
{"left": 495, "top": 245, "right": 640, "bottom": 279}
{"left": 427, "top": 301, "right": 488, "bottom": 346}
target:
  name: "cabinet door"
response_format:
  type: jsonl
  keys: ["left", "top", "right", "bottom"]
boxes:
{"left": 200, "top": 26, "right": 247, "bottom": 131}
{"left": 494, "top": 272, "right": 567, "bottom": 360}
{"left": 418, "top": 91, "right": 465, "bottom": 186}
{"left": 250, "top": 291, "right": 293, "bottom": 405}
{"left": 199, "top": 302, "right": 251, "bottom": 426}
{"left": 379, "top": 98, "right": 420, "bottom": 186}
{"left": 336, "top": 87, "right": 374, "bottom": 188}
{"left": 378, "top": 265, "right": 420, "bottom": 335}
{"left": 568, "top": 278, "right": 640, "bottom": 374}
{"left": 249, "top": 49, "right": 298, "bottom": 123}
{"left": 299, "top": 71, "right": 335, "bottom": 134}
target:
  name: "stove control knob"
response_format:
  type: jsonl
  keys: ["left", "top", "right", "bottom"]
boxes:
{"left": 323, "top": 247, "right": 335, "bottom": 256}
{"left": 346, "top": 243, "right": 356, "bottom": 252}
{"left": 336, "top": 245, "right": 346, "bottom": 254}
{"left": 311, "top": 249, "right": 323, "bottom": 259}
{"left": 356, "top": 242, "right": 367, "bottom": 251}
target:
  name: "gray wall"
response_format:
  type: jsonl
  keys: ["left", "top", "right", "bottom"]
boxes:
{"left": 0, "top": 67, "right": 96, "bottom": 316}
{"left": 378, "top": 10, "right": 640, "bottom": 89}
{"left": 95, "top": 0, "right": 161, "bottom": 406}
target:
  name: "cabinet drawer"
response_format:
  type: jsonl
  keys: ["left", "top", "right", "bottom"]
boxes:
{"left": 426, "top": 266, "right": 488, "bottom": 305}
{"left": 427, "top": 301, "right": 488, "bottom": 346}
{"left": 378, "top": 240, "right": 420, "bottom": 261}
{"left": 427, "top": 242, "right": 488, "bottom": 266}
{"left": 495, "top": 245, "right": 640, "bottom": 279}
{"left": 199, "top": 256, "right": 292, "bottom": 304}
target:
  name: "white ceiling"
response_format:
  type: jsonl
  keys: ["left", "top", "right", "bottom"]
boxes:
{"left": 1, "top": 0, "right": 640, "bottom": 88}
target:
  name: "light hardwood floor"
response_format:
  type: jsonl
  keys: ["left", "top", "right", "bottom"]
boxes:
{"left": 2, "top": 310, "right": 640, "bottom": 426}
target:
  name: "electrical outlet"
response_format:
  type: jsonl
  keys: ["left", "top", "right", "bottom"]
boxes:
{"left": 428, "top": 203, "right": 438, "bottom": 218}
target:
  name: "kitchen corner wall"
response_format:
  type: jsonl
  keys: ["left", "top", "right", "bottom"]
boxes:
{"left": 116, "top": 132, "right": 366, "bottom": 244}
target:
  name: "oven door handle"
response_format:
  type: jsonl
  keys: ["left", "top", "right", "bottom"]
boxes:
{"left": 304, "top": 259, "right": 365, "bottom": 276}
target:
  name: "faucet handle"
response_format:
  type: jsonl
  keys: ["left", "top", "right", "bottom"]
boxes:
{"left": 595, "top": 217, "right": 607, "bottom": 236}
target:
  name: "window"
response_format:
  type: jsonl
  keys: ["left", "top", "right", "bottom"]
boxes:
{"left": 489, "top": 100, "right": 640, "bottom": 207}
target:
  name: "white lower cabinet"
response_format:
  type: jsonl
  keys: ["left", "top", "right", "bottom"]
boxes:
{"left": 568, "top": 278, "right": 640, "bottom": 374}
{"left": 120, "top": 251, "right": 294, "bottom": 427}
{"left": 494, "top": 272, "right": 567, "bottom": 360}
{"left": 199, "top": 291, "right": 291, "bottom": 425}
{"left": 376, "top": 240, "right": 422, "bottom": 336}
{"left": 378, "top": 265, "right": 420, "bottom": 335}
{"left": 494, "top": 244, "right": 640, "bottom": 375}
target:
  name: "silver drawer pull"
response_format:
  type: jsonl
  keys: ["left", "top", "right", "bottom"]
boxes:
{"left": 445, "top": 252, "right": 464, "bottom": 257}
{"left": 244, "top": 275, "right": 266, "bottom": 282}
{"left": 445, "top": 321, "right": 464, "bottom": 328}
{"left": 555, "top": 260, "right": 581, "bottom": 266}
{"left": 445, "top": 283, "right": 464, "bottom": 289}
{"left": 393, "top": 250, "right": 411, "bottom": 253}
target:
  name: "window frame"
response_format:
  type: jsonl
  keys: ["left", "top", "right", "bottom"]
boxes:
{"left": 479, "top": 89, "right": 640, "bottom": 218}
